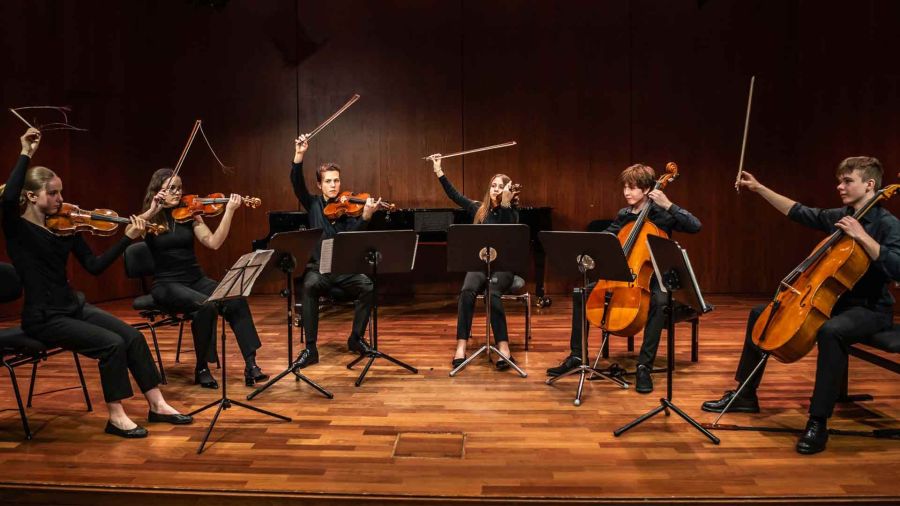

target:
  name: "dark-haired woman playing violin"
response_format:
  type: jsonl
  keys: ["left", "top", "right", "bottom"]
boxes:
{"left": 140, "top": 169, "right": 268, "bottom": 389}
{"left": 1, "top": 128, "right": 191, "bottom": 438}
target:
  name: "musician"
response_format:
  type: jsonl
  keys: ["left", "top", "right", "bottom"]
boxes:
{"left": 702, "top": 158, "right": 900, "bottom": 454}
{"left": 431, "top": 156, "right": 520, "bottom": 369}
{"left": 289, "top": 134, "right": 379, "bottom": 369}
{"left": 139, "top": 170, "right": 269, "bottom": 388}
{"left": 1, "top": 128, "right": 191, "bottom": 438}
{"left": 546, "top": 164, "right": 701, "bottom": 393}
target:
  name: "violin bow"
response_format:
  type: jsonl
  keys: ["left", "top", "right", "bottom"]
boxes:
{"left": 735, "top": 75, "right": 755, "bottom": 194}
{"left": 9, "top": 106, "right": 88, "bottom": 132}
{"left": 169, "top": 120, "right": 234, "bottom": 187}
{"left": 304, "top": 94, "right": 360, "bottom": 141}
{"left": 423, "top": 141, "right": 517, "bottom": 161}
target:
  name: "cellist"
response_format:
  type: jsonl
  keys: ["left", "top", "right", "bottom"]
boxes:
{"left": 546, "top": 164, "right": 701, "bottom": 393}
{"left": 702, "top": 157, "right": 900, "bottom": 454}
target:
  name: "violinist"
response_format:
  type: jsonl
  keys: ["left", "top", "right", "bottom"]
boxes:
{"left": 289, "top": 134, "right": 379, "bottom": 369}
{"left": 430, "top": 156, "right": 520, "bottom": 370}
{"left": 1, "top": 128, "right": 191, "bottom": 438}
{"left": 546, "top": 164, "right": 701, "bottom": 393}
{"left": 140, "top": 169, "right": 269, "bottom": 388}
{"left": 702, "top": 158, "right": 900, "bottom": 454}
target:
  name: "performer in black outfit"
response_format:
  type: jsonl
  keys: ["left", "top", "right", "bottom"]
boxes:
{"left": 289, "top": 134, "right": 380, "bottom": 369}
{"left": 430, "top": 155, "right": 521, "bottom": 370}
{"left": 1, "top": 128, "right": 191, "bottom": 438}
{"left": 702, "top": 158, "right": 900, "bottom": 454}
{"left": 140, "top": 170, "right": 269, "bottom": 388}
{"left": 546, "top": 164, "right": 701, "bottom": 393}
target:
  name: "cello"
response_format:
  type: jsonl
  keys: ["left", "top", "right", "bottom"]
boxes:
{"left": 751, "top": 183, "right": 900, "bottom": 363}
{"left": 585, "top": 162, "right": 679, "bottom": 336}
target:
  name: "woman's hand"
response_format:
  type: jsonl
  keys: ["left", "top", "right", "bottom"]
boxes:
{"left": 429, "top": 155, "right": 444, "bottom": 178}
{"left": 20, "top": 128, "right": 41, "bottom": 157}
{"left": 225, "top": 193, "right": 242, "bottom": 213}
{"left": 124, "top": 215, "right": 148, "bottom": 239}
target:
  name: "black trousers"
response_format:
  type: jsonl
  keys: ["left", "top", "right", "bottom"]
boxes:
{"left": 24, "top": 304, "right": 161, "bottom": 403}
{"left": 457, "top": 271, "right": 514, "bottom": 342}
{"left": 151, "top": 277, "right": 261, "bottom": 368}
{"left": 734, "top": 303, "right": 892, "bottom": 418}
{"left": 300, "top": 267, "right": 374, "bottom": 344}
{"left": 569, "top": 281, "right": 667, "bottom": 366}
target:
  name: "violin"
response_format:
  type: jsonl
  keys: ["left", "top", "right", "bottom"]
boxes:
{"left": 751, "top": 184, "right": 900, "bottom": 363}
{"left": 323, "top": 191, "right": 396, "bottom": 220}
{"left": 171, "top": 193, "right": 261, "bottom": 223}
{"left": 585, "top": 162, "right": 680, "bottom": 337}
{"left": 508, "top": 183, "right": 523, "bottom": 206}
{"left": 46, "top": 203, "right": 167, "bottom": 236}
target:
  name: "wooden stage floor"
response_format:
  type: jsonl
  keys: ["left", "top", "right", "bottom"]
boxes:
{"left": 0, "top": 295, "right": 898, "bottom": 505}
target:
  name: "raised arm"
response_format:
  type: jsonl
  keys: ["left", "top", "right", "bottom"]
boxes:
{"left": 2, "top": 129, "right": 42, "bottom": 234}
{"left": 431, "top": 156, "right": 476, "bottom": 209}
{"left": 290, "top": 134, "right": 314, "bottom": 210}
{"left": 736, "top": 170, "right": 797, "bottom": 216}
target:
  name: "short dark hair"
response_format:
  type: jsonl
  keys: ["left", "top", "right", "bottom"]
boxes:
{"left": 619, "top": 164, "right": 656, "bottom": 190}
{"left": 316, "top": 162, "right": 341, "bottom": 183}
{"left": 836, "top": 156, "right": 882, "bottom": 189}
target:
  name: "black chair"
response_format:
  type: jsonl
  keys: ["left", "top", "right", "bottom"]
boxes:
{"left": 839, "top": 324, "right": 900, "bottom": 403}
{"left": 0, "top": 263, "right": 92, "bottom": 440}
{"left": 292, "top": 276, "right": 373, "bottom": 358}
{"left": 475, "top": 274, "right": 532, "bottom": 351}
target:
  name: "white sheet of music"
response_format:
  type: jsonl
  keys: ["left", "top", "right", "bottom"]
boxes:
{"left": 319, "top": 238, "right": 335, "bottom": 274}
{"left": 207, "top": 249, "right": 274, "bottom": 302}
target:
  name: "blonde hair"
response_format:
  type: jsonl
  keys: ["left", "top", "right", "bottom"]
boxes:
{"left": 0, "top": 166, "right": 58, "bottom": 206}
{"left": 474, "top": 173, "right": 511, "bottom": 224}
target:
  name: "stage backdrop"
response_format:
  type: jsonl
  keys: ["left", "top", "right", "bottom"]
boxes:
{"left": 2, "top": 0, "right": 900, "bottom": 318}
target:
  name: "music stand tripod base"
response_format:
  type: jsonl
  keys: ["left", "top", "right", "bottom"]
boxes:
{"left": 449, "top": 344, "right": 527, "bottom": 377}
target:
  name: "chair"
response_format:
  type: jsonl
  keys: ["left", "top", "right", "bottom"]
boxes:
{"left": 838, "top": 324, "right": 900, "bottom": 403}
{"left": 292, "top": 276, "right": 373, "bottom": 361}
{"left": 0, "top": 262, "right": 92, "bottom": 439}
{"left": 475, "top": 274, "right": 532, "bottom": 350}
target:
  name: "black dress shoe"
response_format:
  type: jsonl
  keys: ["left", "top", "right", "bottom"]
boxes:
{"left": 451, "top": 357, "right": 466, "bottom": 368}
{"left": 194, "top": 368, "right": 218, "bottom": 389}
{"left": 496, "top": 355, "right": 516, "bottom": 371}
{"left": 244, "top": 365, "right": 270, "bottom": 386}
{"left": 148, "top": 411, "right": 194, "bottom": 425}
{"left": 635, "top": 364, "right": 653, "bottom": 394}
{"left": 292, "top": 348, "right": 319, "bottom": 370}
{"left": 546, "top": 355, "right": 581, "bottom": 377}
{"left": 796, "top": 418, "right": 829, "bottom": 455}
{"left": 701, "top": 390, "right": 760, "bottom": 413}
{"left": 104, "top": 421, "right": 148, "bottom": 439}
{"left": 348, "top": 336, "right": 373, "bottom": 355}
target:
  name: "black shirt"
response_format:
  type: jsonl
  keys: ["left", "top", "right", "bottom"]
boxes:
{"left": 290, "top": 161, "right": 370, "bottom": 263}
{"left": 2, "top": 155, "right": 132, "bottom": 326}
{"left": 144, "top": 213, "right": 204, "bottom": 285}
{"left": 605, "top": 202, "right": 702, "bottom": 236}
{"left": 788, "top": 202, "right": 900, "bottom": 313}
{"left": 438, "top": 175, "right": 519, "bottom": 224}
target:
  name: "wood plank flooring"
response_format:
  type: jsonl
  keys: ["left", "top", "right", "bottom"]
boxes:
{"left": 0, "top": 295, "right": 897, "bottom": 505}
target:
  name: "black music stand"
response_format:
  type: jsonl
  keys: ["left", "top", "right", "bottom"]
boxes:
{"left": 541, "top": 231, "right": 632, "bottom": 405}
{"left": 613, "top": 235, "right": 719, "bottom": 443}
{"left": 246, "top": 230, "right": 333, "bottom": 401}
{"left": 188, "top": 250, "right": 292, "bottom": 454}
{"left": 333, "top": 230, "right": 419, "bottom": 386}
{"left": 447, "top": 224, "right": 530, "bottom": 378}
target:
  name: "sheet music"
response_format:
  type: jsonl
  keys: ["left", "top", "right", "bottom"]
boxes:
{"left": 319, "top": 238, "right": 335, "bottom": 274}
{"left": 207, "top": 249, "right": 274, "bottom": 302}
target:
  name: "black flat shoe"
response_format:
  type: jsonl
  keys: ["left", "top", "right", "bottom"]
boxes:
{"left": 635, "top": 364, "right": 653, "bottom": 394}
{"left": 194, "top": 368, "right": 218, "bottom": 389}
{"left": 796, "top": 418, "right": 828, "bottom": 455}
{"left": 701, "top": 390, "right": 760, "bottom": 413}
{"left": 348, "top": 336, "right": 373, "bottom": 355}
{"left": 104, "top": 421, "right": 148, "bottom": 439}
{"left": 292, "top": 348, "right": 319, "bottom": 370}
{"left": 148, "top": 411, "right": 193, "bottom": 425}
{"left": 244, "top": 365, "right": 270, "bottom": 386}
{"left": 546, "top": 355, "right": 581, "bottom": 377}
{"left": 496, "top": 355, "right": 516, "bottom": 371}
{"left": 451, "top": 357, "right": 466, "bottom": 368}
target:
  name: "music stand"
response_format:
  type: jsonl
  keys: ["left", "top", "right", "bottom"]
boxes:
{"left": 246, "top": 230, "right": 333, "bottom": 401}
{"left": 330, "top": 230, "right": 419, "bottom": 386}
{"left": 188, "top": 250, "right": 292, "bottom": 454}
{"left": 447, "top": 224, "right": 530, "bottom": 378}
{"left": 613, "top": 235, "right": 719, "bottom": 443}
{"left": 540, "top": 231, "right": 632, "bottom": 405}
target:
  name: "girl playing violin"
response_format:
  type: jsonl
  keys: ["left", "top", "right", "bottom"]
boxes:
{"left": 1, "top": 128, "right": 191, "bottom": 438}
{"left": 431, "top": 155, "right": 520, "bottom": 370}
{"left": 140, "top": 170, "right": 269, "bottom": 388}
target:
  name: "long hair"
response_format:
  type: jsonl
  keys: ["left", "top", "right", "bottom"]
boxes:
{"left": 0, "top": 166, "right": 58, "bottom": 207}
{"left": 142, "top": 168, "right": 175, "bottom": 229}
{"left": 473, "top": 173, "right": 511, "bottom": 224}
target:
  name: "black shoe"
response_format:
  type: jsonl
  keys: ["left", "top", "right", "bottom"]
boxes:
{"left": 451, "top": 357, "right": 466, "bottom": 368}
{"left": 244, "top": 365, "right": 270, "bottom": 386}
{"left": 701, "top": 390, "right": 760, "bottom": 413}
{"left": 546, "top": 355, "right": 581, "bottom": 377}
{"left": 148, "top": 411, "right": 193, "bottom": 425}
{"left": 292, "top": 348, "right": 319, "bottom": 370}
{"left": 796, "top": 418, "right": 828, "bottom": 455}
{"left": 194, "top": 368, "right": 218, "bottom": 389}
{"left": 496, "top": 355, "right": 516, "bottom": 371}
{"left": 348, "top": 336, "right": 373, "bottom": 355}
{"left": 104, "top": 420, "right": 148, "bottom": 439}
{"left": 635, "top": 364, "right": 653, "bottom": 394}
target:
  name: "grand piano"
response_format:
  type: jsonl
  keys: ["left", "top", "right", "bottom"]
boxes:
{"left": 252, "top": 207, "right": 553, "bottom": 306}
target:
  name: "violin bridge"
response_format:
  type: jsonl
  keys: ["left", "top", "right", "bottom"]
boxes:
{"left": 779, "top": 281, "right": 801, "bottom": 296}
